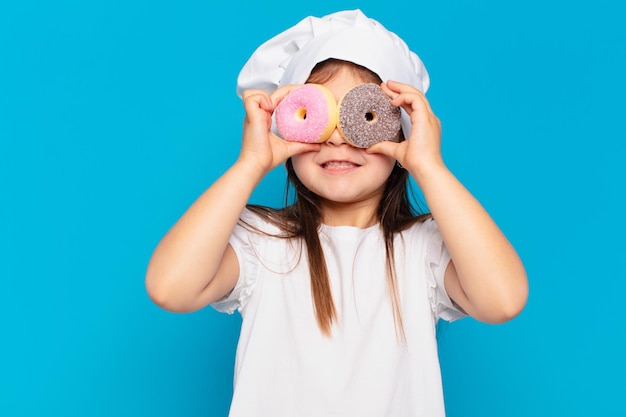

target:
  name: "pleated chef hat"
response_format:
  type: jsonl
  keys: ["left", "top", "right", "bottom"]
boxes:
{"left": 236, "top": 9, "right": 430, "bottom": 139}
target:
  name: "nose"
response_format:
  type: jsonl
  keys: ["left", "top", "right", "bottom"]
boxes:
{"left": 325, "top": 127, "right": 348, "bottom": 146}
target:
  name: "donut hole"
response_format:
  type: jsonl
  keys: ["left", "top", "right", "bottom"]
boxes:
{"left": 296, "top": 108, "right": 307, "bottom": 121}
{"left": 364, "top": 111, "right": 378, "bottom": 123}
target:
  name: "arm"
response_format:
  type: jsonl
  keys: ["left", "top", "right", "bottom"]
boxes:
{"left": 145, "top": 86, "right": 320, "bottom": 313}
{"left": 369, "top": 80, "right": 528, "bottom": 323}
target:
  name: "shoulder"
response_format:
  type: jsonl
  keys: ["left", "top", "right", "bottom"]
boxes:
{"left": 399, "top": 215, "right": 438, "bottom": 241}
{"left": 396, "top": 216, "right": 448, "bottom": 262}
{"left": 238, "top": 206, "right": 286, "bottom": 236}
{"left": 232, "top": 207, "right": 300, "bottom": 256}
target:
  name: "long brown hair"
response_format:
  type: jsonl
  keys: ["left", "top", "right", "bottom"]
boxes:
{"left": 246, "top": 59, "right": 430, "bottom": 339}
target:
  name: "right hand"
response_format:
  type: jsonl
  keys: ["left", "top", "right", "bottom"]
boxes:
{"left": 240, "top": 85, "right": 321, "bottom": 174}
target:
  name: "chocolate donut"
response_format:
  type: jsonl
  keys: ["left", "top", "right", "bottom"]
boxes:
{"left": 337, "top": 83, "right": 401, "bottom": 148}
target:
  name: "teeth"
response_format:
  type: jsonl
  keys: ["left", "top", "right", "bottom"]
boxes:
{"left": 324, "top": 161, "right": 356, "bottom": 169}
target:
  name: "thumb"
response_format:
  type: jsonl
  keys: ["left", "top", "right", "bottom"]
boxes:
{"left": 279, "top": 142, "right": 322, "bottom": 163}
{"left": 366, "top": 140, "right": 398, "bottom": 158}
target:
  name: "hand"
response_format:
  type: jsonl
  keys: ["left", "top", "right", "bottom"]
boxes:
{"left": 366, "top": 80, "right": 444, "bottom": 182}
{"left": 240, "top": 85, "right": 320, "bottom": 175}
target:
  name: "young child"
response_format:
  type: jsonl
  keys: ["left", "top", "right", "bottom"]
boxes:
{"left": 146, "top": 9, "right": 528, "bottom": 417}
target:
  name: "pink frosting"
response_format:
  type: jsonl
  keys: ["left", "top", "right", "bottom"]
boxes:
{"left": 275, "top": 84, "right": 332, "bottom": 143}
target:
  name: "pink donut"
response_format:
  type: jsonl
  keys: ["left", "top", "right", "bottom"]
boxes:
{"left": 275, "top": 84, "right": 337, "bottom": 143}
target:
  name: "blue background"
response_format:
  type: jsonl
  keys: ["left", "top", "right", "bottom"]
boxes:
{"left": 1, "top": 0, "right": 624, "bottom": 416}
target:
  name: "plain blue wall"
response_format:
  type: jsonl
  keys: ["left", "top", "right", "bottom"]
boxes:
{"left": 1, "top": 0, "right": 624, "bottom": 416}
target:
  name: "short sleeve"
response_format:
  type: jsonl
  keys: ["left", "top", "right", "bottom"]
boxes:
{"left": 423, "top": 218, "right": 466, "bottom": 322}
{"left": 210, "top": 209, "right": 261, "bottom": 315}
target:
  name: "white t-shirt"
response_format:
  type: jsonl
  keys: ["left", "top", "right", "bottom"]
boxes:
{"left": 212, "top": 208, "right": 465, "bottom": 417}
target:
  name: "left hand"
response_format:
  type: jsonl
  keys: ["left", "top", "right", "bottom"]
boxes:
{"left": 367, "top": 80, "right": 444, "bottom": 182}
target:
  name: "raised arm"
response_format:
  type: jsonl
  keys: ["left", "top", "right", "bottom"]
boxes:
{"left": 145, "top": 86, "right": 320, "bottom": 313}
{"left": 370, "top": 80, "right": 528, "bottom": 323}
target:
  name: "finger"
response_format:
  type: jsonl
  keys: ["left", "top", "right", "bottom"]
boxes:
{"left": 242, "top": 93, "right": 274, "bottom": 130}
{"left": 392, "top": 91, "right": 437, "bottom": 123}
{"left": 242, "top": 89, "right": 271, "bottom": 101}
{"left": 284, "top": 141, "right": 321, "bottom": 157}
{"left": 382, "top": 80, "right": 423, "bottom": 96}
{"left": 270, "top": 84, "right": 303, "bottom": 108}
{"left": 381, "top": 81, "right": 435, "bottom": 121}
{"left": 269, "top": 141, "right": 321, "bottom": 167}
{"left": 380, "top": 82, "right": 399, "bottom": 98}
{"left": 243, "top": 90, "right": 271, "bottom": 112}
{"left": 383, "top": 80, "right": 431, "bottom": 110}
{"left": 366, "top": 140, "right": 399, "bottom": 158}
{"left": 243, "top": 89, "right": 282, "bottom": 114}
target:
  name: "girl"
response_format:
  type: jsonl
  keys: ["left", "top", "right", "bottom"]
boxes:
{"left": 145, "top": 10, "right": 528, "bottom": 417}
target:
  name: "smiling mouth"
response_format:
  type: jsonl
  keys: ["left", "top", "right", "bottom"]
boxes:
{"left": 322, "top": 161, "right": 360, "bottom": 169}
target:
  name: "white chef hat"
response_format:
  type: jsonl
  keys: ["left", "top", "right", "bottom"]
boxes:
{"left": 236, "top": 9, "right": 430, "bottom": 139}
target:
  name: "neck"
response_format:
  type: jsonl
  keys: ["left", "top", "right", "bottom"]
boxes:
{"left": 320, "top": 200, "right": 379, "bottom": 228}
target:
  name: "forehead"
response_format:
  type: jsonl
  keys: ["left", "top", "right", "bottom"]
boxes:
{"left": 322, "top": 69, "right": 365, "bottom": 100}
{"left": 307, "top": 59, "right": 382, "bottom": 84}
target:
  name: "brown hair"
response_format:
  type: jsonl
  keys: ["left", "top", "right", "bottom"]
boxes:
{"left": 246, "top": 59, "right": 430, "bottom": 339}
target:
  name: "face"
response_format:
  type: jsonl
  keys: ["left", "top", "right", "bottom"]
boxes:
{"left": 291, "top": 67, "right": 396, "bottom": 224}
